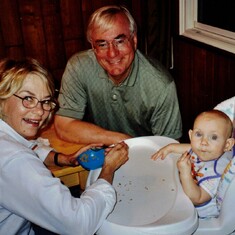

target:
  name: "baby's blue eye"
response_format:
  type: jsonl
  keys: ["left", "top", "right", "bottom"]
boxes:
{"left": 195, "top": 131, "right": 202, "bottom": 137}
{"left": 211, "top": 135, "right": 218, "bottom": 141}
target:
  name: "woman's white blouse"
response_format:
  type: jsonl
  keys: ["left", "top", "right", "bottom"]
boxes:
{"left": 0, "top": 119, "right": 116, "bottom": 235}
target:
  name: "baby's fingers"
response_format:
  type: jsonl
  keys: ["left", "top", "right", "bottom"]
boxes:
{"left": 151, "top": 151, "right": 164, "bottom": 160}
{"left": 178, "top": 151, "right": 191, "bottom": 162}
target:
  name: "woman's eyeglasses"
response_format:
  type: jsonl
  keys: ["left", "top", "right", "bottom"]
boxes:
{"left": 13, "top": 94, "right": 57, "bottom": 111}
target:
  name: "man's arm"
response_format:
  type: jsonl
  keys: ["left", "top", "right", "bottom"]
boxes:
{"left": 54, "top": 115, "right": 131, "bottom": 146}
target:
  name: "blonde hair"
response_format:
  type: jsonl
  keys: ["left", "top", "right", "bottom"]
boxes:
{"left": 0, "top": 58, "right": 56, "bottom": 125}
{"left": 87, "top": 5, "right": 137, "bottom": 43}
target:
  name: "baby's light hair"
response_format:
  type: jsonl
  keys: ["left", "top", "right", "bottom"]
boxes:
{"left": 194, "top": 110, "right": 233, "bottom": 138}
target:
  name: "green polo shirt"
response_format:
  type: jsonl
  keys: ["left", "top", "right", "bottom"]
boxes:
{"left": 57, "top": 49, "right": 182, "bottom": 139}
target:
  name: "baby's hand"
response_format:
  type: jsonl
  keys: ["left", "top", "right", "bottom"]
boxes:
{"left": 151, "top": 143, "right": 191, "bottom": 161}
{"left": 177, "top": 151, "right": 192, "bottom": 175}
{"left": 151, "top": 144, "right": 174, "bottom": 160}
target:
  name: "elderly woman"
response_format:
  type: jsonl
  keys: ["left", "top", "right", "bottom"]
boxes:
{"left": 0, "top": 58, "right": 128, "bottom": 235}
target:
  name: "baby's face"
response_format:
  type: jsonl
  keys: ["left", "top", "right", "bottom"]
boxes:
{"left": 189, "top": 114, "right": 230, "bottom": 161}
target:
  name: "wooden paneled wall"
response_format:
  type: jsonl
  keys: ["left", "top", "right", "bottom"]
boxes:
{"left": 173, "top": 36, "right": 235, "bottom": 141}
{"left": 0, "top": 0, "right": 146, "bottom": 87}
{"left": 0, "top": 0, "right": 234, "bottom": 141}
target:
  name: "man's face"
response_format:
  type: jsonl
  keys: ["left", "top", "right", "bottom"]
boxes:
{"left": 91, "top": 14, "right": 137, "bottom": 84}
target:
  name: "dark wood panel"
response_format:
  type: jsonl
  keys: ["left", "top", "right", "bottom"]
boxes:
{"left": 60, "top": 0, "right": 84, "bottom": 40}
{"left": 213, "top": 54, "right": 234, "bottom": 103}
{"left": 0, "top": 0, "right": 234, "bottom": 142}
{"left": 0, "top": 0, "right": 23, "bottom": 46}
{"left": 19, "top": 0, "right": 47, "bottom": 64}
{"left": 173, "top": 36, "right": 235, "bottom": 141}
{"left": 42, "top": 0, "right": 66, "bottom": 70}
{"left": 64, "top": 39, "right": 86, "bottom": 60}
{"left": 173, "top": 38, "right": 194, "bottom": 141}
{"left": 0, "top": 26, "right": 6, "bottom": 57}
{"left": 0, "top": 0, "right": 144, "bottom": 82}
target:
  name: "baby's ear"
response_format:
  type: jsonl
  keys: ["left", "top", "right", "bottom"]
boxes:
{"left": 188, "top": 129, "right": 193, "bottom": 141}
{"left": 224, "top": 138, "right": 235, "bottom": 152}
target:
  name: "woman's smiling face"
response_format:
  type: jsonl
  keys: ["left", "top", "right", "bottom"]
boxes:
{"left": 2, "top": 74, "right": 51, "bottom": 139}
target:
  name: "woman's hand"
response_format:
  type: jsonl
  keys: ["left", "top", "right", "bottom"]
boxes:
{"left": 51, "top": 143, "right": 105, "bottom": 167}
{"left": 98, "top": 141, "right": 129, "bottom": 184}
{"left": 66, "top": 143, "right": 106, "bottom": 166}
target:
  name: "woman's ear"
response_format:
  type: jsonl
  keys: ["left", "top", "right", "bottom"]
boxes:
{"left": 224, "top": 138, "right": 235, "bottom": 152}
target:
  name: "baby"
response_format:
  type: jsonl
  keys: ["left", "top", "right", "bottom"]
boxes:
{"left": 152, "top": 110, "right": 234, "bottom": 219}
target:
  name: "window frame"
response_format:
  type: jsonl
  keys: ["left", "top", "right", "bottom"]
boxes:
{"left": 179, "top": 0, "right": 235, "bottom": 54}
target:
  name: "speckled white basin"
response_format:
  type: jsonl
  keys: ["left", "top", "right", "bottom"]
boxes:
{"left": 86, "top": 136, "right": 198, "bottom": 235}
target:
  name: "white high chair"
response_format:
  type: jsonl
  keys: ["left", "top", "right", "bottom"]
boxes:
{"left": 194, "top": 147, "right": 235, "bottom": 235}
{"left": 87, "top": 139, "right": 235, "bottom": 235}
{"left": 86, "top": 136, "right": 198, "bottom": 235}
